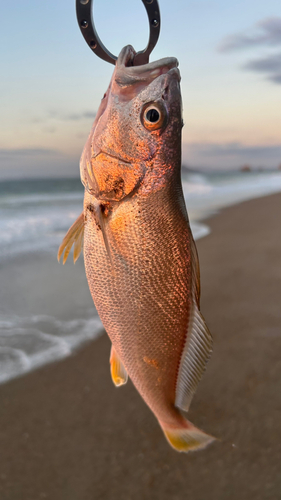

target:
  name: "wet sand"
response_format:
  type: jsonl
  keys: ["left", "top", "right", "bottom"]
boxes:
{"left": 0, "top": 193, "right": 280, "bottom": 500}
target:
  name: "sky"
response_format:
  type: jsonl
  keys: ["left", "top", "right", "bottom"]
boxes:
{"left": 0, "top": 0, "right": 280, "bottom": 179}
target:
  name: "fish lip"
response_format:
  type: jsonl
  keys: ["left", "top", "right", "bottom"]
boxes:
{"left": 125, "top": 57, "right": 179, "bottom": 78}
{"left": 116, "top": 45, "right": 179, "bottom": 82}
{"left": 166, "top": 66, "right": 181, "bottom": 83}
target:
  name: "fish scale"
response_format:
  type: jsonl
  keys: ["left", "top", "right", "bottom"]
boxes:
{"left": 84, "top": 183, "right": 191, "bottom": 425}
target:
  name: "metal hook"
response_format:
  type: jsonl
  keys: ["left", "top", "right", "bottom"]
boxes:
{"left": 76, "top": 0, "right": 161, "bottom": 66}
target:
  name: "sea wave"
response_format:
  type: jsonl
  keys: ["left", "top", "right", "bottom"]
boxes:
{"left": 0, "top": 314, "right": 103, "bottom": 383}
{"left": 0, "top": 171, "right": 281, "bottom": 384}
{"left": 1, "top": 171, "right": 281, "bottom": 258}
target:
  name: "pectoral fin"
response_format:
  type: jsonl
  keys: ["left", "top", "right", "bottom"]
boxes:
{"left": 110, "top": 346, "right": 128, "bottom": 387}
{"left": 57, "top": 212, "right": 84, "bottom": 264}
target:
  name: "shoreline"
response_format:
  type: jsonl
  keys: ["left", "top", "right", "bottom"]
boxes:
{"left": 0, "top": 187, "right": 280, "bottom": 386}
{"left": 0, "top": 192, "right": 280, "bottom": 499}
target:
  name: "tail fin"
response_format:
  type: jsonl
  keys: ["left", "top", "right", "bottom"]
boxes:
{"left": 161, "top": 419, "right": 216, "bottom": 453}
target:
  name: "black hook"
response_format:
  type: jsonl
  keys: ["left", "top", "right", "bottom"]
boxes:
{"left": 76, "top": 0, "right": 161, "bottom": 66}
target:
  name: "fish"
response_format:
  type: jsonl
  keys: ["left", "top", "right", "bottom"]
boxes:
{"left": 58, "top": 45, "right": 215, "bottom": 452}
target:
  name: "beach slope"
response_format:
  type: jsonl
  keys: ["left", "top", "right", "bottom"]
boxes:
{"left": 0, "top": 193, "right": 280, "bottom": 500}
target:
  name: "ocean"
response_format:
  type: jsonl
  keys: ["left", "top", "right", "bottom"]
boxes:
{"left": 0, "top": 170, "right": 281, "bottom": 384}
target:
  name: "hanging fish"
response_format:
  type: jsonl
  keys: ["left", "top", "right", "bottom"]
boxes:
{"left": 58, "top": 44, "right": 215, "bottom": 453}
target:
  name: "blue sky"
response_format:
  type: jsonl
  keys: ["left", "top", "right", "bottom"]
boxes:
{"left": 0, "top": 0, "right": 280, "bottom": 178}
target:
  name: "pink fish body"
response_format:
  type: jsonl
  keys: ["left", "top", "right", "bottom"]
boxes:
{"left": 59, "top": 46, "right": 215, "bottom": 452}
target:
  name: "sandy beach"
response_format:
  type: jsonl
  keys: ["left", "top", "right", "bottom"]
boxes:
{"left": 0, "top": 193, "right": 280, "bottom": 500}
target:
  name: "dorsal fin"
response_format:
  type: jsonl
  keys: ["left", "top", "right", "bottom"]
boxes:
{"left": 175, "top": 234, "right": 213, "bottom": 412}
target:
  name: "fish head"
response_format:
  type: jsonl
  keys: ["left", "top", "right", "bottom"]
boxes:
{"left": 80, "top": 45, "right": 182, "bottom": 201}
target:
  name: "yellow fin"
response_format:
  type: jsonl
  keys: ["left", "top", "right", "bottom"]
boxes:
{"left": 163, "top": 421, "right": 216, "bottom": 453}
{"left": 73, "top": 225, "right": 84, "bottom": 263}
{"left": 110, "top": 346, "right": 128, "bottom": 387}
{"left": 57, "top": 212, "right": 84, "bottom": 264}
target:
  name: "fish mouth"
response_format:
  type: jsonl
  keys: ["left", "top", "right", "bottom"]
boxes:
{"left": 115, "top": 45, "right": 180, "bottom": 87}
{"left": 93, "top": 151, "right": 131, "bottom": 165}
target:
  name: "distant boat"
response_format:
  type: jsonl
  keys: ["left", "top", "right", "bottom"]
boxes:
{"left": 241, "top": 164, "right": 251, "bottom": 172}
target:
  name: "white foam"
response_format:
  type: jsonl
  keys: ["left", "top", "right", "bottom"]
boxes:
{"left": 0, "top": 314, "right": 103, "bottom": 384}
{"left": 0, "top": 347, "right": 31, "bottom": 383}
{"left": 190, "top": 221, "right": 210, "bottom": 240}
{"left": 183, "top": 171, "right": 281, "bottom": 234}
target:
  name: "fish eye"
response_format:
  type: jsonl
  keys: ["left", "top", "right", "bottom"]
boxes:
{"left": 141, "top": 102, "right": 166, "bottom": 131}
{"left": 146, "top": 108, "right": 160, "bottom": 123}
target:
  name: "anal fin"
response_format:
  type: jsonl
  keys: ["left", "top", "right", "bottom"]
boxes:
{"left": 57, "top": 212, "right": 84, "bottom": 264}
{"left": 110, "top": 345, "right": 128, "bottom": 387}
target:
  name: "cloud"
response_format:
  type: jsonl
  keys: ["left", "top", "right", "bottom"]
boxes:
{"left": 48, "top": 110, "right": 96, "bottom": 121}
{"left": 0, "top": 148, "right": 62, "bottom": 158}
{"left": 189, "top": 142, "right": 281, "bottom": 158}
{"left": 243, "top": 53, "right": 281, "bottom": 84}
{"left": 42, "top": 126, "right": 57, "bottom": 134}
{"left": 64, "top": 111, "right": 96, "bottom": 121}
{"left": 182, "top": 142, "right": 281, "bottom": 170}
{"left": 29, "top": 111, "right": 96, "bottom": 127}
{"left": 0, "top": 147, "right": 78, "bottom": 180}
{"left": 218, "top": 17, "right": 281, "bottom": 52}
{"left": 1, "top": 143, "right": 280, "bottom": 178}
{"left": 218, "top": 18, "right": 281, "bottom": 85}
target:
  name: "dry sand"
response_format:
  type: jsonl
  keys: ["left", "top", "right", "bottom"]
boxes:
{"left": 0, "top": 193, "right": 280, "bottom": 500}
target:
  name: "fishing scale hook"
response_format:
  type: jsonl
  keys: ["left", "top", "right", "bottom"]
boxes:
{"left": 76, "top": 0, "right": 161, "bottom": 66}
